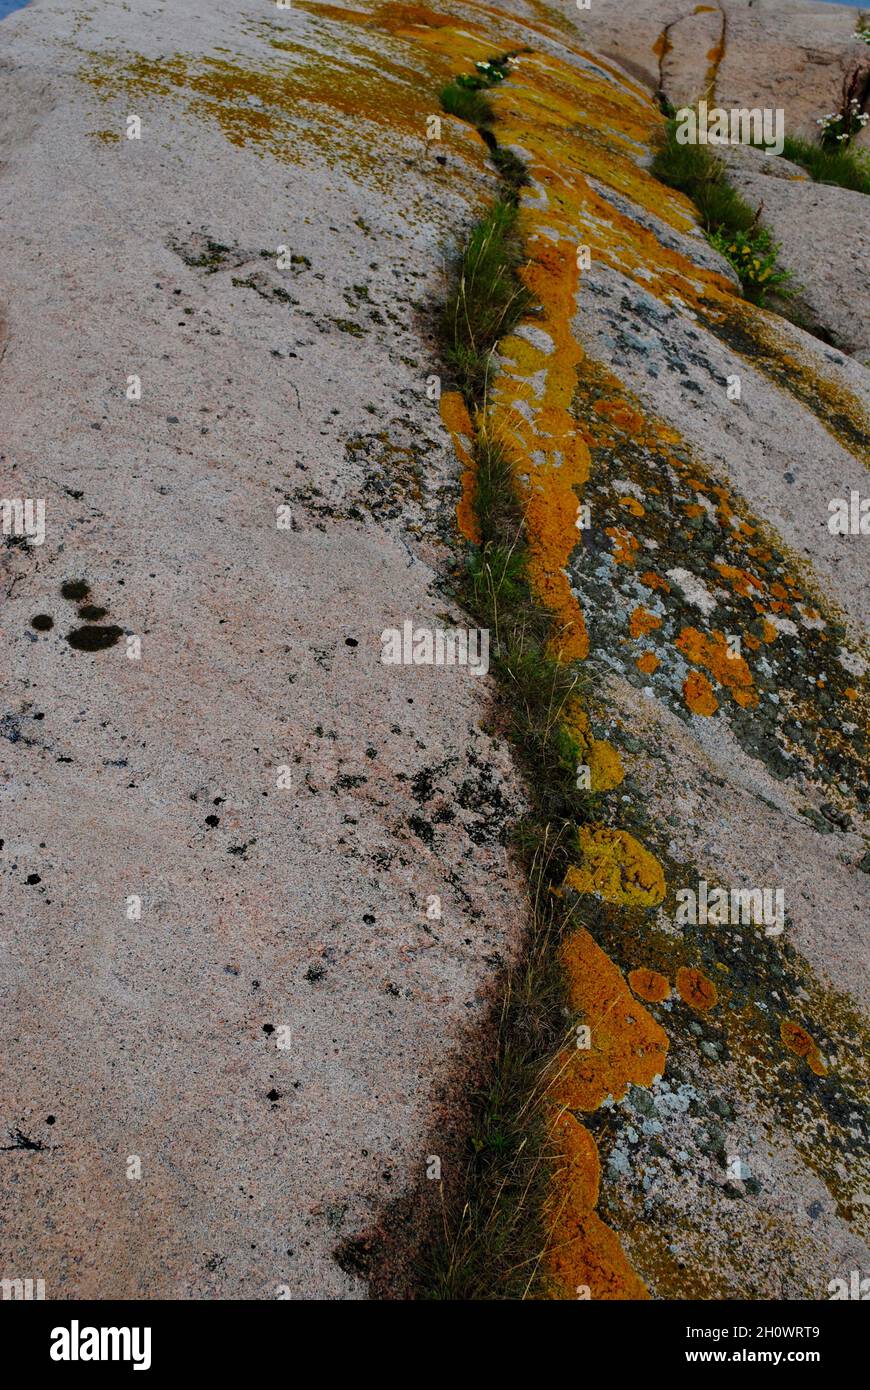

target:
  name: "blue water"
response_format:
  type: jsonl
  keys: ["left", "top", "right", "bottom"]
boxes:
{"left": 0, "top": 0, "right": 31, "bottom": 17}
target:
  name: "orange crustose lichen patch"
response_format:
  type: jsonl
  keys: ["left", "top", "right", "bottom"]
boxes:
{"left": 780, "top": 1020, "right": 827, "bottom": 1076}
{"left": 636, "top": 651, "right": 659, "bottom": 675}
{"left": 676, "top": 626, "right": 759, "bottom": 709}
{"left": 440, "top": 390, "right": 480, "bottom": 544}
{"left": 684, "top": 669, "right": 718, "bottom": 716}
{"left": 564, "top": 826, "right": 666, "bottom": 908}
{"left": 549, "top": 927, "right": 669, "bottom": 1113}
{"left": 629, "top": 968, "right": 671, "bottom": 1003}
{"left": 676, "top": 966, "right": 718, "bottom": 1012}
{"left": 640, "top": 570, "right": 670, "bottom": 593}
{"left": 629, "top": 605, "right": 661, "bottom": 639}
{"left": 547, "top": 1109, "right": 650, "bottom": 1299}
{"left": 606, "top": 525, "right": 640, "bottom": 566}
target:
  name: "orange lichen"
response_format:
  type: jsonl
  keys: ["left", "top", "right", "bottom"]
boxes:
{"left": 629, "top": 605, "right": 661, "bottom": 639}
{"left": 636, "top": 651, "right": 659, "bottom": 675}
{"left": 629, "top": 968, "right": 671, "bottom": 1003}
{"left": 547, "top": 1113, "right": 650, "bottom": 1298}
{"left": 780, "top": 1020, "right": 827, "bottom": 1076}
{"left": 606, "top": 525, "right": 639, "bottom": 566}
{"left": 715, "top": 563, "right": 764, "bottom": 598}
{"left": 640, "top": 570, "right": 670, "bottom": 593}
{"left": 564, "top": 826, "right": 666, "bottom": 908}
{"left": 440, "top": 391, "right": 480, "bottom": 544}
{"left": 684, "top": 669, "right": 719, "bottom": 716}
{"left": 550, "top": 926, "right": 669, "bottom": 1112}
{"left": 676, "top": 966, "right": 718, "bottom": 1012}
{"left": 676, "top": 626, "right": 758, "bottom": 709}
{"left": 594, "top": 399, "right": 645, "bottom": 434}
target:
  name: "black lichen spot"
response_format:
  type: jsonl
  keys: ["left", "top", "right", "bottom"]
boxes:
{"left": 77, "top": 605, "right": 108, "bottom": 621}
{"left": 66, "top": 625, "right": 123, "bottom": 652}
{"left": 305, "top": 963, "right": 326, "bottom": 983}
{"left": 267, "top": 1088, "right": 281, "bottom": 1102}
{"left": 205, "top": 814, "right": 220, "bottom": 828}
{"left": 26, "top": 873, "right": 41, "bottom": 885}
{"left": 1, "top": 1128, "right": 46, "bottom": 1152}
{"left": 31, "top": 614, "right": 53, "bottom": 631}
{"left": 46, "top": 1115, "right": 56, "bottom": 1125}
{"left": 61, "top": 580, "right": 90, "bottom": 602}
{"left": 262, "top": 1024, "right": 275, "bottom": 1035}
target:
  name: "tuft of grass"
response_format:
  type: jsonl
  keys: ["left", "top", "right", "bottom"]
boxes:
{"left": 440, "top": 79, "right": 494, "bottom": 127}
{"left": 441, "top": 199, "right": 533, "bottom": 403}
{"left": 651, "top": 119, "right": 756, "bottom": 234}
{"left": 779, "top": 135, "right": 870, "bottom": 196}
{"left": 421, "top": 835, "right": 573, "bottom": 1300}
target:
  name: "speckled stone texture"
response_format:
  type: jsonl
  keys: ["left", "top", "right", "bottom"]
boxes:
{"left": 0, "top": 0, "right": 527, "bottom": 1298}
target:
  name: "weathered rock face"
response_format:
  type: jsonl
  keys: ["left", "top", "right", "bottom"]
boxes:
{"left": 1, "top": 0, "right": 867, "bottom": 1301}
{"left": 577, "top": 0, "right": 869, "bottom": 142}
{"left": 0, "top": 0, "right": 529, "bottom": 1298}
{"left": 717, "top": 142, "right": 870, "bottom": 358}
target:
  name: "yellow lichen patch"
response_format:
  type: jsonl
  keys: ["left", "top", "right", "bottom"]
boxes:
{"left": 676, "top": 966, "right": 718, "bottom": 1012}
{"left": 564, "top": 827, "right": 666, "bottom": 908}
{"left": 549, "top": 926, "right": 669, "bottom": 1112}
{"left": 629, "top": 605, "right": 661, "bottom": 639}
{"left": 629, "top": 968, "right": 671, "bottom": 1003}
{"left": 563, "top": 699, "right": 624, "bottom": 790}
{"left": 676, "top": 626, "right": 759, "bottom": 709}
{"left": 684, "top": 669, "right": 718, "bottom": 716}
{"left": 636, "top": 651, "right": 659, "bottom": 675}
{"left": 619, "top": 495, "right": 645, "bottom": 517}
{"left": 547, "top": 1112, "right": 650, "bottom": 1299}
{"left": 440, "top": 391, "right": 480, "bottom": 544}
{"left": 89, "top": 129, "right": 121, "bottom": 143}
{"left": 780, "top": 1020, "right": 827, "bottom": 1076}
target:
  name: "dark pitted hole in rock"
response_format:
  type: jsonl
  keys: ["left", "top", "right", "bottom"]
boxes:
{"left": 30, "top": 614, "right": 53, "bottom": 631}
{"left": 66, "top": 625, "right": 123, "bottom": 652}
{"left": 77, "top": 605, "right": 108, "bottom": 621}
{"left": 60, "top": 580, "right": 90, "bottom": 602}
